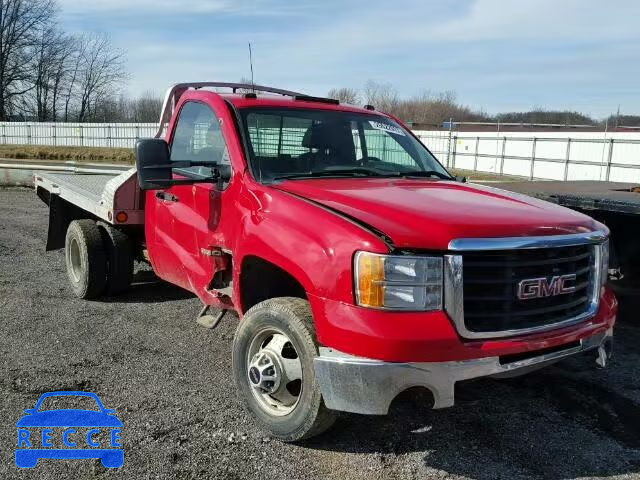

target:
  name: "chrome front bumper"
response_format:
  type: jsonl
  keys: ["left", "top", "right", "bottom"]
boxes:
{"left": 313, "top": 329, "right": 613, "bottom": 415}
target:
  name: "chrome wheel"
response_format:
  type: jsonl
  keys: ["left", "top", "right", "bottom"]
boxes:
{"left": 247, "top": 329, "right": 303, "bottom": 416}
{"left": 68, "top": 237, "right": 82, "bottom": 283}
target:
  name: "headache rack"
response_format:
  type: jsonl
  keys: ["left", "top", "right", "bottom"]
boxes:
{"left": 155, "top": 82, "right": 343, "bottom": 139}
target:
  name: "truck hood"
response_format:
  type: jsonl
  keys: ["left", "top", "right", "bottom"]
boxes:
{"left": 274, "top": 178, "right": 601, "bottom": 249}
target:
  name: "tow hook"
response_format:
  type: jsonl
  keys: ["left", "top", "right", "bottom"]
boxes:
{"left": 596, "top": 336, "right": 613, "bottom": 368}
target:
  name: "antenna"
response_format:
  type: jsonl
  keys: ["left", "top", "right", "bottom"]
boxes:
{"left": 248, "top": 42, "right": 255, "bottom": 91}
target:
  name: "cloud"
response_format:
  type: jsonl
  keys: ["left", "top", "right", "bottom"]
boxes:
{"left": 57, "top": 0, "right": 230, "bottom": 13}
{"left": 56, "top": 0, "right": 317, "bottom": 15}
{"left": 425, "top": 0, "right": 640, "bottom": 42}
{"left": 55, "top": 0, "right": 640, "bottom": 117}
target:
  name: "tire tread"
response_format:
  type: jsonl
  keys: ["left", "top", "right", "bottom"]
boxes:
{"left": 234, "top": 297, "right": 336, "bottom": 441}
{"left": 65, "top": 219, "right": 107, "bottom": 299}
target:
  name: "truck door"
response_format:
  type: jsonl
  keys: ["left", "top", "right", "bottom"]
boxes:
{"left": 145, "top": 99, "right": 233, "bottom": 304}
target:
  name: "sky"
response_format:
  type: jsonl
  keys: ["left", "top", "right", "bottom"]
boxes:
{"left": 56, "top": 0, "right": 640, "bottom": 118}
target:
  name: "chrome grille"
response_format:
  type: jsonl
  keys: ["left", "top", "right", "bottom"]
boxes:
{"left": 444, "top": 231, "right": 606, "bottom": 340}
{"left": 461, "top": 245, "right": 595, "bottom": 333}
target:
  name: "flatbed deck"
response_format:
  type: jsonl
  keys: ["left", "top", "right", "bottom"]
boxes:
{"left": 491, "top": 180, "right": 640, "bottom": 215}
{"left": 39, "top": 172, "right": 118, "bottom": 204}
{"left": 34, "top": 168, "right": 144, "bottom": 225}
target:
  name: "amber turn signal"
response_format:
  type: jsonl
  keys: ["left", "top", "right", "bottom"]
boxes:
{"left": 355, "top": 252, "right": 385, "bottom": 308}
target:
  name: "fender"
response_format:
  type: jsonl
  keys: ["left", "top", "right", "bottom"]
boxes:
{"left": 232, "top": 183, "right": 389, "bottom": 311}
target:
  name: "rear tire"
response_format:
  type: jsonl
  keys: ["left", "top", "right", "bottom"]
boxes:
{"left": 65, "top": 219, "right": 107, "bottom": 299}
{"left": 99, "top": 223, "right": 134, "bottom": 295}
{"left": 232, "top": 297, "right": 336, "bottom": 442}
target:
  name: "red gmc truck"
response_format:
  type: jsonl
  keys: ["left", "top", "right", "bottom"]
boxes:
{"left": 34, "top": 82, "right": 617, "bottom": 441}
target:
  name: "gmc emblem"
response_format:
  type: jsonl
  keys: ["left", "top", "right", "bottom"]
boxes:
{"left": 517, "top": 274, "right": 577, "bottom": 300}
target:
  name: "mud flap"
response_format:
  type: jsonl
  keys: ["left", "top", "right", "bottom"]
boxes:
{"left": 46, "top": 195, "right": 67, "bottom": 251}
{"left": 45, "top": 195, "right": 90, "bottom": 251}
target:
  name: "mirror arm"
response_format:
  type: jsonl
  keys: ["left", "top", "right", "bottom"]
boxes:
{"left": 145, "top": 177, "right": 217, "bottom": 187}
{"left": 143, "top": 160, "right": 220, "bottom": 170}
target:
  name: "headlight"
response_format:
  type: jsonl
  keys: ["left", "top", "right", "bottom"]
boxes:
{"left": 354, "top": 252, "right": 443, "bottom": 310}
{"left": 599, "top": 239, "right": 609, "bottom": 287}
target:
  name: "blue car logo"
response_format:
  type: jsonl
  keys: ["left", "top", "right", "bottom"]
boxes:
{"left": 15, "top": 391, "right": 123, "bottom": 468}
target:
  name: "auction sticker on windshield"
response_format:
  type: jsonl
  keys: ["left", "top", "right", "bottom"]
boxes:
{"left": 369, "top": 121, "right": 405, "bottom": 136}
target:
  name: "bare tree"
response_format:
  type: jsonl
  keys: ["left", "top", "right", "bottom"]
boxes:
{"left": 0, "top": 2, "right": 133, "bottom": 122}
{"left": 363, "top": 80, "right": 399, "bottom": 113}
{"left": 85, "top": 91, "right": 162, "bottom": 122}
{"left": 48, "top": 34, "right": 77, "bottom": 121}
{"left": 76, "top": 33, "right": 127, "bottom": 122}
{"left": 30, "top": 25, "right": 71, "bottom": 120}
{"left": 62, "top": 36, "right": 84, "bottom": 121}
{"left": 393, "top": 91, "right": 490, "bottom": 125}
{"left": 327, "top": 87, "right": 360, "bottom": 104}
{"left": 608, "top": 114, "right": 640, "bottom": 127}
{"left": 327, "top": 81, "right": 493, "bottom": 125}
{"left": 0, "top": 0, "right": 57, "bottom": 119}
{"left": 495, "top": 109, "right": 596, "bottom": 126}
{"left": 130, "top": 91, "right": 162, "bottom": 122}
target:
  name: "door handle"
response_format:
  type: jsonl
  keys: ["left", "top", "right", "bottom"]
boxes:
{"left": 156, "top": 191, "right": 179, "bottom": 202}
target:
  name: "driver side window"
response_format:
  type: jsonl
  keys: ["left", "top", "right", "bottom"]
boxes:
{"left": 170, "top": 101, "right": 231, "bottom": 177}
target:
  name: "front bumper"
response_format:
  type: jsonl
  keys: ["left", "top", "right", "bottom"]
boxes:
{"left": 314, "top": 328, "right": 613, "bottom": 415}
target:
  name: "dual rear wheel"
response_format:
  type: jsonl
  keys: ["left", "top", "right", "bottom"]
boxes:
{"left": 64, "top": 219, "right": 133, "bottom": 299}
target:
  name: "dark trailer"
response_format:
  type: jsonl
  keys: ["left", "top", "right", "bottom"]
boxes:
{"left": 494, "top": 180, "right": 640, "bottom": 297}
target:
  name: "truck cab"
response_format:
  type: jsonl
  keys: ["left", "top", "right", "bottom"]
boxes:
{"left": 35, "top": 82, "right": 616, "bottom": 442}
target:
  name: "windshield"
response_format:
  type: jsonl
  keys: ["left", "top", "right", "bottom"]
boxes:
{"left": 239, "top": 108, "right": 451, "bottom": 182}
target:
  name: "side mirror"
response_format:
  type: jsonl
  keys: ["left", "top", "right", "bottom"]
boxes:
{"left": 218, "top": 164, "right": 232, "bottom": 184}
{"left": 24, "top": 408, "right": 35, "bottom": 414}
{"left": 135, "top": 138, "right": 172, "bottom": 190}
{"left": 455, "top": 175, "right": 467, "bottom": 183}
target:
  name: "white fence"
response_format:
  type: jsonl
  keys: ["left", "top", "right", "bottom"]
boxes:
{"left": 0, "top": 122, "right": 157, "bottom": 148}
{"left": 417, "top": 130, "right": 640, "bottom": 183}
{"left": 1, "top": 121, "right": 640, "bottom": 182}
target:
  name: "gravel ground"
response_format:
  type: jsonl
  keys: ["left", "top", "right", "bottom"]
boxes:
{"left": 1, "top": 187, "right": 640, "bottom": 480}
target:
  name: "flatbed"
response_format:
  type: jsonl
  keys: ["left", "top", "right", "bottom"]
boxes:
{"left": 492, "top": 180, "right": 640, "bottom": 215}
{"left": 490, "top": 180, "right": 640, "bottom": 295}
{"left": 34, "top": 169, "right": 144, "bottom": 227}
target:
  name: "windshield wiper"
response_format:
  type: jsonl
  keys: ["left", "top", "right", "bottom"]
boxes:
{"left": 395, "top": 170, "right": 453, "bottom": 180}
{"left": 272, "top": 168, "right": 386, "bottom": 181}
{"left": 272, "top": 168, "right": 454, "bottom": 182}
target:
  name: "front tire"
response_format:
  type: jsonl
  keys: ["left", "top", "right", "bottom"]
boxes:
{"left": 232, "top": 297, "right": 336, "bottom": 441}
{"left": 65, "top": 219, "right": 107, "bottom": 299}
